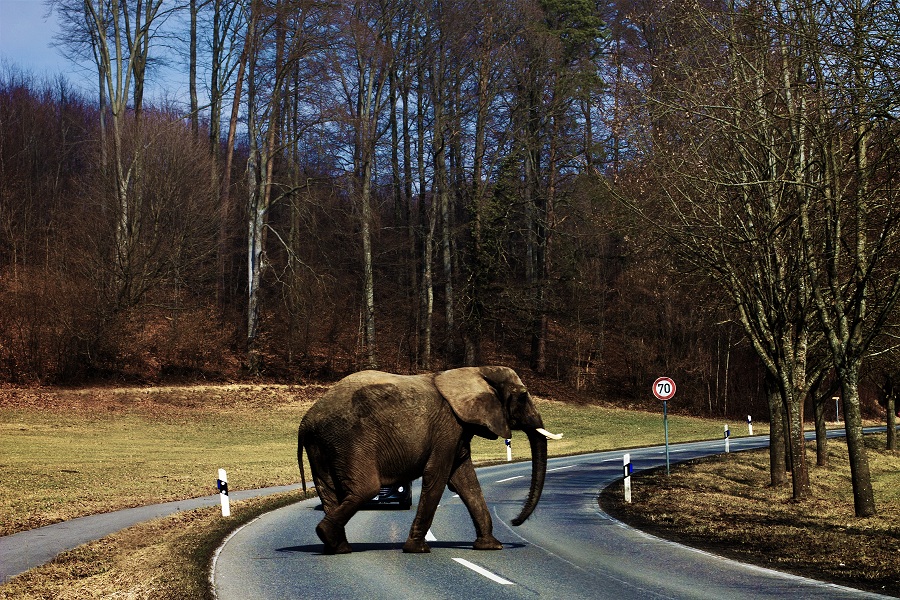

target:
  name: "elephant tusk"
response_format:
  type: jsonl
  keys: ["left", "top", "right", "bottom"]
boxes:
{"left": 536, "top": 428, "right": 563, "bottom": 440}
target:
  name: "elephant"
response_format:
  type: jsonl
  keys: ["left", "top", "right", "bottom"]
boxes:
{"left": 297, "top": 366, "right": 558, "bottom": 555}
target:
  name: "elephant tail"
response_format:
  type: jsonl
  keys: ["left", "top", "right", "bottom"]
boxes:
{"left": 297, "top": 426, "right": 307, "bottom": 493}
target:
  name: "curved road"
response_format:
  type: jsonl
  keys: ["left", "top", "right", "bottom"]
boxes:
{"left": 0, "top": 484, "right": 301, "bottom": 583}
{"left": 212, "top": 433, "right": 888, "bottom": 599}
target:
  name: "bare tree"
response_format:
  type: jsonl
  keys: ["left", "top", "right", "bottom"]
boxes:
{"left": 795, "top": 0, "right": 900, "bottom": 516}
{"left": 608, "top": 0, "right": 900, "bottom": 513}
{"left": 51, "top": 0, "right": 177, "bottom": 309}
{"left": 188, "top": 0, "right": 200, "bottom": 136}
{"left": 323, "top": 0, "right": 398, "bottom": 368}
{"left": 607, "top": 0, "right": 823, "bottom": 498}
{"left": 507, "top": 0, "right": 606, "bottom": 372}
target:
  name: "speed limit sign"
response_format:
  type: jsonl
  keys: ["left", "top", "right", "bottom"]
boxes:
{"left": 653, "top": 377, "right": 676, "bottom": 401}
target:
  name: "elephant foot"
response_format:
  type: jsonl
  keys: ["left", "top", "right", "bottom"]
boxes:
{"left": 321, "top": 542, "right": 353, "bottom": 555}
{"left": 316, "top": 520, "right": 352, "bottom": 555}
{"left": 473, "top": 535, "right": 503, "bottom": 550}
{"left": 402, "top": 538, "right": 431, "bottom": 553}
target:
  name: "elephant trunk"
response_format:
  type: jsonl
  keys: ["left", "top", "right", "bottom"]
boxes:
{"left": 511, "top": 427, "right": 548, "bottom": 525}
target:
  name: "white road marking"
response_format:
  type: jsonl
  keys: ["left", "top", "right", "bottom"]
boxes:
{"left": 426, "top": 529, "right": 437, "bottom": 542}
{"left": 452, "top": 558, "right": 515, "bottom": 585}
{"left": 496, "top": 475, "right": 524, "bottom": 483}
{"left": 548, "top": 465, "right": 575, "bottom": 472}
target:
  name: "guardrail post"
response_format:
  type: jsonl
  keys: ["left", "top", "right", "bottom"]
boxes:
{"left": 623, "top": 453, "right": 633, "bottom": 503}
{"left": 217, "top": 468, "right": 231, "bottom": 517}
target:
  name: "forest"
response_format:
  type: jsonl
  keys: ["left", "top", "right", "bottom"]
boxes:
{"left": 1, "top": 0, "right": 899, "bottom": 512}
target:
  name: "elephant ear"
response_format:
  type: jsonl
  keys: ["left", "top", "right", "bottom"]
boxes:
{"left": 434, "top": 367, "right": 512, "bottom": 439}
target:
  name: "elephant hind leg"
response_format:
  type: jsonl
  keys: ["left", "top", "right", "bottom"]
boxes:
{"left": 315, "top": 485, "right": 379, "bottom": 555}
{"left": 311, "top": 475, "right": 354, "bottom": 554}
{"left": 316, "top": 516, "right": 352, "bottom": 554}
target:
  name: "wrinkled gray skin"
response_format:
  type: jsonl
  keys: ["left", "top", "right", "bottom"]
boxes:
{"left": 297, "top": 366, "right": 548, "bottom": 554}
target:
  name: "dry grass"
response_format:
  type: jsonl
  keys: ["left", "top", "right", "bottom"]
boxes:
{"left": 601, "top": 436, "right": 900, "bottom": 597}
{"left": 0, "top": 384, "right": 326, "bottom": 536}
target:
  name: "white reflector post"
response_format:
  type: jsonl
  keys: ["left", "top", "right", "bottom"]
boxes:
{"left": 623, "top": 453, "right": 632, "bottom": 503}
{"left": 505, "top": 438, "right": 512, "bottom": 462}
{"left": 724, "top": 424, "right": 731, "bottom": 453}
{"left": 747, "top": 415, "right": 753, "bottom": 436}
{"left": 218, "top": 468, "right": 231, "bottom": 517}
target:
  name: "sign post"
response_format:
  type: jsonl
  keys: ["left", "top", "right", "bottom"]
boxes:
{"left": 653, "top": 377, "right": 676, "bottom": 476}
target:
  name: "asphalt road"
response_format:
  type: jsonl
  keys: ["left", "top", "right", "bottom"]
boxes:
{"left": 211, "top": 433, "right": 889, "bottom": 600}
{"left": 0, "top": 484, "right": 302, "bottom": 583}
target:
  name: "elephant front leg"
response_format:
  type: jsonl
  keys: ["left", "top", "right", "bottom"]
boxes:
{"left": 450, "top": 459, "right": 502, "bottom": 550}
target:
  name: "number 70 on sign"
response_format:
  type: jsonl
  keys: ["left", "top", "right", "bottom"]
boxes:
{"left": 653, "top": 377, "right": 676, "bottom": 401}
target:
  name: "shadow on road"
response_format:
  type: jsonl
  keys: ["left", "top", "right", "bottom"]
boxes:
{"left": 276, "top": 540, "right": 526, "bottom": 554}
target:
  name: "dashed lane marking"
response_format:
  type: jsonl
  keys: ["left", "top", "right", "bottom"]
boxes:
{"left": 452, "top": 558, "right": 515, "bottom": 585}
{"left": 496, "top": 475, "right": 525, "bottom": 483}
{"left": 548, "top": 465, "right": 575, "bottom": 472}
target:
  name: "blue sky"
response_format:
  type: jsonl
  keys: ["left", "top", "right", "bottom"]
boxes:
{"left": 0, "top": 0, "right": 75, "bottom": 79}
{"left": 0, "top": 0, "right": 190, "bottom": 101}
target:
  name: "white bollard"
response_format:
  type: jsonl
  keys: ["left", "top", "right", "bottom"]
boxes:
{"left": 505, "top": 438, "right": 512, "bottom": 462}
{"left": 724, "top": 424, "right": 731, "bottom": 453}
{"left": 217, "top": 468, "right": 231, "bottom": 517}
{"left": 747, "top": 415, "right": 753, "bottom": 436}
{"left": 623, "top": 453, "right": 633, "bottom": 503}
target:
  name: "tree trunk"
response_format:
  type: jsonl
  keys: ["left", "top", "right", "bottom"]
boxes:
{"left": 389, "top": 69, "right": 402, "bottom": 225}
{"left": 814, "top": 393, "right": 828, "bottom": 467}
{"left": 189, "top": 0, "right": 199, "bottom": 137}
{"left": 440, "top": 184, "right": 454, "bottom": 361}
{"left": 401, "top": 75, "right": 418, "bottom": 367}
{"left": 360, "top": 161, "right": 378, "bottom": 370}
{"left": 417, "top": 66, "right": 431, "bottom": 370}
{"left": 209, "top": 0, "right": 222, "bottom": 160}
{"left": 886, "top": 375, "right": 897, "bottom": 451}
{"left": 421, "top": 190, "right": 437, "bottom": 370}
{"left": 887, "top": 392, "right": 897, "bottom": 452}
{"left": 784, "top": 386, "right": 810, "bottom": 501}
{"left": 840, "top": 367, "right": 876, "bottom": 516}
{"left": 219, "top": 4, "right": 253, "bottom": 306}
{"left": 766, "top": 374, "right": 788, "bottom": 487}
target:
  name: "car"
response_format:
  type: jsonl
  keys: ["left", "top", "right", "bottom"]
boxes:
{"left": 364, "top": 481, "right": 413, "bottom": 509}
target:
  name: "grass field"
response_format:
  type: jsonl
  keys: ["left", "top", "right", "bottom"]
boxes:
{"left": 0, "top": 385, "right": 323, "bottom": 536}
